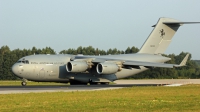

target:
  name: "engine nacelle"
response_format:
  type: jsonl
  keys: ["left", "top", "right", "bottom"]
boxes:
{"left": 96, "top": 63, "right": 120, "bottom": 75}
{"left": 66, "top": 61, "right": 89, "bottom": 72}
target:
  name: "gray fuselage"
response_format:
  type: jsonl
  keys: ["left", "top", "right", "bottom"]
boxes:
{"left": 12, "top": 53, "right": 170, "bottom": 83}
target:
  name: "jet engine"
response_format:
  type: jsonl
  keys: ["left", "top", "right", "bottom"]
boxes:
{"left": 96, "top": 63, "right": 120, "bottom": 74}
{"left": 66, "top": 61, "right": 89, "bottom": 72}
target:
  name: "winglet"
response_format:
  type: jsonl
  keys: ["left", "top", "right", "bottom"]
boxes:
{"left": 174, "top": 54, "right": 189, "bottom": 67}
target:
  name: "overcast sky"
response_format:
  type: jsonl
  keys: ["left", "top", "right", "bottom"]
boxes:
{"left": 1, "top": 0, "right": 200, "bottom": 59}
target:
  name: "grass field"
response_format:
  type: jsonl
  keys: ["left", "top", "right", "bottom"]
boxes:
{"left": 0, "top": 85, "right": 200, "bottom": 112}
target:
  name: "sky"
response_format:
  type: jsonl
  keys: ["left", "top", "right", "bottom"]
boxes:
{"left": 1, "top": 0, "right": 200, "bottom": 59}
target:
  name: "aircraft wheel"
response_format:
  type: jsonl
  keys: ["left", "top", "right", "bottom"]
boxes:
{"left": 97, "top": 82, "right": 101, "bottom": 85}
{"left": 21, "top": 81, "right": 27, "bottom": 86}
{"left": 90, "top": 82, "right": 101, "bottom": 85}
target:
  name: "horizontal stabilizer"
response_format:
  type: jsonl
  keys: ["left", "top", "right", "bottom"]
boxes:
{"left": 152, "top": 22, "right": 200, "bottom": 27}
{"left": 163, "top": 22, "right": 200, "bottom": 25}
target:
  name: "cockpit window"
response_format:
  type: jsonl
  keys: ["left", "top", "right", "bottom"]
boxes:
{"left": 25, "top": 60, "right": 29, "bottom": 64}
{"left": 17, "top": 60, "right": 29, "bottom": 64}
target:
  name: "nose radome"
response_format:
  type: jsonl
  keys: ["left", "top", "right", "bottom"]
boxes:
{"left": 12, "top": 64, "right": 18, "bottom": 75}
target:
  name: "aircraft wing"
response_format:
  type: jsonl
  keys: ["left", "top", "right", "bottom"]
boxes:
{"left": 73, "top": 54, "right": 189, "bottom": 69}
{"left": 122, "top": 61, "right": 174, "bottom": 68}
{"left": 123, "top": 54, "right": 189, "bottom": 69}
{"left": 67, "top": 54, "right": 189, "bottom": 75}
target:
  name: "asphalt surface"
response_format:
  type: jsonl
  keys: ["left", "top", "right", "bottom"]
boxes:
{"left": 0, "top": 79, "right": 199, "bottom": 94}
{"left": 0, "top": 84, "right": 160, "bottom": 94}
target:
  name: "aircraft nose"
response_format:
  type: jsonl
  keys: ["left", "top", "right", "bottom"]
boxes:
{"left": 12, "top": 64, "right": 19, "bottom": 75}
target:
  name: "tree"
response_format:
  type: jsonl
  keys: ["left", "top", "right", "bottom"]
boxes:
{"left": 125, "top": 47, "right": 131, "bottom": 54}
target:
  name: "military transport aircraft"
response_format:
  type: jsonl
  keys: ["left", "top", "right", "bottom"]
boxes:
{"left": 12, "top": 17, "right": 199, "bottom": 86}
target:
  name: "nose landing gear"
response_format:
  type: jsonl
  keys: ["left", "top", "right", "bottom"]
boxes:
{"left": 21, "top": 78, "right": 27, "bottom": 86}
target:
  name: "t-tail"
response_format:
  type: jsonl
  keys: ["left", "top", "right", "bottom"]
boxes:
{"left": 138, "top": 17, "right": 200, "bottom": 54}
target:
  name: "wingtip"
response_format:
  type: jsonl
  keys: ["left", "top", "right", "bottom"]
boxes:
{"left": 174, "top": 54, "right": 190, "bottom": 67}
{"left": 180, "top": 54, "right": 190, "bottom": 66}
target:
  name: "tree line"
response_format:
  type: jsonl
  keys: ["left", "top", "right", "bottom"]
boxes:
{"left": 59, "top": 46, "right": 139, "bottom": 55}
{"left": 0, "top": 45, "right": 199, "bottom": 80}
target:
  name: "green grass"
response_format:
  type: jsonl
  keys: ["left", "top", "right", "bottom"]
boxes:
{"left": 0, "top": 85, "right": 200, "bottom": 112}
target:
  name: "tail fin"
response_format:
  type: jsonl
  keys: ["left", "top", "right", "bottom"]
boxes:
{"left": 138, "top": 17, "right": 199, "bottom": 54}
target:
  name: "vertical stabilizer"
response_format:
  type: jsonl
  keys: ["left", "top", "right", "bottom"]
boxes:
{"left": 138, "top": 18, "right": 181, "bottom": 54}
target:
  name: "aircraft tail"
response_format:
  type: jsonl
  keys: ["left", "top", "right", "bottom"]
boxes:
{"left": 138, "top": 17, "right": 199, "bottom": 54}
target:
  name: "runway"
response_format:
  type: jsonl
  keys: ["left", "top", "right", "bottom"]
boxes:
{"left": 0, "top": 84, "right": 159, "bottom": 94}
{"left": 1, "top": 79, "right": 199, "bottom": 94}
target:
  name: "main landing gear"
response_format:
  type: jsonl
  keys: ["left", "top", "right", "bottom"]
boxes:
{"left": 90, "top": 82, "right": 109, "bottom": 85}
{"left": 70, "top": 80, "right": 110, "bottom": 85}
{"left": 70, "top": 80, "right": 88, "bottom": 85}
{"left": 21, "top": 78, "right": 27, "bottom": 86}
